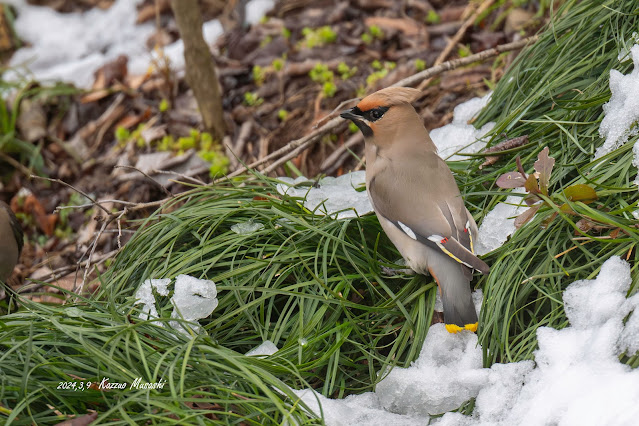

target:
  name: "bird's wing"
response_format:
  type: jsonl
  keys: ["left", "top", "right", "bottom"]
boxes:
{"left": 368, "top": 153, "right": 489, "bottom": 274}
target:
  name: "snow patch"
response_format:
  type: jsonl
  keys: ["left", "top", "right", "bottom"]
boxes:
{"left": 246, "top": 340, "right": 279, "bottom": 357}
{"left": 596, "top": 45, "right": 639, "bottom": 159}
{"left": 134, "top": 275, "right": 218, "bottom": 336}
{"left": 430, "top": 93, "right": 495, "bottom": 161}
{"left": 135, "top": 278, "right": 171, "bottom": 321}
{"left": 474, "top": 188, "right": 527, "bottom": 255}
{"left": 231, "top": 219, "right": 265, "bottom": 235}
{"left": 170, "top": 274, "right": 218, "bottom": 335}
{"left": 6, "top": 0, "right": 154, "bottom": 88}
{"left": 293, "top": 257, "right": 639, "bottom": 425}
{"left": 6, "top": 0, "right": 272, "bottom": 88}
{"left": 276, "top": 171, "right": 373, "bottom": 220}
{"left": 245, "top": 0, "right": 275, "bottom": 25}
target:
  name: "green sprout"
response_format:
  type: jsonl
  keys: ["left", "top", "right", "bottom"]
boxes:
{"left": 244, "top": 92, "right": 264, "bottom": 106}
{"left": 309, "top": 63, "right": 334, "bottom": 84}
{"left": 414, "top": 58, "right": 426, "bottom": 72}
{"left": 278, "top": 109, "right": 289, "bottom": 121}
{"left": 322, "top": 81, "right": 337, "bottom": 98}
{"left": 198, "top": 149, "right": 230, "bottom": 178}
{"left": 426, "top": 10, "right": 441, "bottom": 24}
{"left": 337, "top": 62, "right": 357, "bottom": 80}
{"left": 252, "top": 65, "right": 265, "bottom": 86}
{"left": 260, "top": 35, "right": 272, "bottom": 48}
{"left": 115, "top": 126, "right": 130, "bottom": 142}
{"left": 159, "top": 98, "right": 170, "bottom": 112}
{"left": 301, "top": 26, "right": 337, "bottom": 49}
{"left": 457, "top": 44, "right": 472, "bottom": 58}
{"left": 368, "top": 25, "right": 384, "bottom": 40}
{"left": 272, "top": 58, "right": 285, "bottom": 72}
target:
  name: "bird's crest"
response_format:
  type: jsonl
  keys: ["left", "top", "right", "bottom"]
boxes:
{"left": 357, "top": 87, "right": 422, "bottom": 111}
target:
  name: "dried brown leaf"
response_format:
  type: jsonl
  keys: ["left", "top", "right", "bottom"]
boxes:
{"left": 515, "top": 204, "right": 541, "bottom": 229}
{"left": 496, "top": 171, "right": 526, "bottom": 188}
{"left": 534, "top": 147, "right": 555, "bottom": 195}
{"left": 524, "top": 173, "right": 540, "bottom": 194}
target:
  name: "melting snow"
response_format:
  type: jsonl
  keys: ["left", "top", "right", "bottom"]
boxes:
{"left": 276, "top": 171, "right": 373, "bottom": 219}
{"left": 6, "top": 0, "right": 154, "bottom": 88}
{"left": 135, "top": 278, "right": 171, "bottom": 321}
{"left": 597, "top": 45, "right": 639, "bottom": 159}
{"left": 295, "top": 257, "right": 639, "bottom": 425}
{"left": 246, "top": 340, "right": 279, "bottom": 357}
{"left": 474, "top": 188, "right": 527, "bottom": 256}
{"left": 430, "top": 93, "right": 495, "bottom": 161}
{"left": 134, "top": 275, "right": 218, "bottom": 336}
{"left": 231, "top": 219, "right": 265, "bottom": 235}
{"left": 5, "top": 0, "right": 273, "bottom": 88}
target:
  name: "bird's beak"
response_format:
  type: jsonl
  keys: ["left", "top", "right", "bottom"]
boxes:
{"left": 340, "top": 108, "right": 360, "bottom": 121}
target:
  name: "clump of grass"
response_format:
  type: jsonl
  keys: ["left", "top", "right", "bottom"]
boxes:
{"left": 0, "top": 296, "right": 318, "bottom": 424}
{"left": 460, "top": 0, "right": 639, "bottom": 366}
{"left": 1, "top": 175, "right": 437, "bottom": 422}
{"left": 100, "top": 176, "right": 435, "bottom": 395}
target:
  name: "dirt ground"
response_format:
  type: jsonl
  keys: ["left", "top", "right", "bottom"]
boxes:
{"left": 0, "top": 0, "right": 544, "bottom": 302}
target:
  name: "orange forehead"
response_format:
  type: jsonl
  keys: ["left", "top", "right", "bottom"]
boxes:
{"left": 356, "top": 96, "right": 386, "bottom": 111}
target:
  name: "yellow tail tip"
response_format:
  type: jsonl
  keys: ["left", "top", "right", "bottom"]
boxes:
{"left": 445, "top": 322, "right": 478, "bottom": 334}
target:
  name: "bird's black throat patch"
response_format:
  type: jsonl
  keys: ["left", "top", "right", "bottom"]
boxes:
{"left": 351, "top": 119, "right": 373, "bottom": 137}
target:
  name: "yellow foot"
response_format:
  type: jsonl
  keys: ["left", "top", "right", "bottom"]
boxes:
{"left": 445, "top": 322, "right": 478, "bottom": 333}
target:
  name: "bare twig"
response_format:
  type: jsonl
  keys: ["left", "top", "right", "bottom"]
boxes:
{"left": 418, "top": 0, "right": 496, "bottom": 91}
{"left": 320, "top": 133, "right": 364, "bottom": 172}
{"left": 228, "top": 121, "right": 252, "bottom": 169}
{"left": 112, "top": 36, "right": 539, "bottom": 214}
{"left": 395, "top": 35, "right": 537, "bottom": 89}
{"left": 56, "top": 199, "right": 140, "bottom": 210}
{"left": 150, "top": 169, "right": 207, "bottom": 186}
{"left": 78, "top": 216, "right": 110, "bottom": 294}
{"left": 114, "top": 165, "right": 174, "bottom": 197}
{"left": 31, "top": 175, "right": 111, "bottom": 216}
{"left": 229, "top": 36, "right": 538, "bottom": 179}
{"left": 19, "top": 249, "right": 120, "bottom": 292}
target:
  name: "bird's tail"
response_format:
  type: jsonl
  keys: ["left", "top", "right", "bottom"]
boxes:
{"left": 429, "top": 254, "right": 478, "bottom": 333}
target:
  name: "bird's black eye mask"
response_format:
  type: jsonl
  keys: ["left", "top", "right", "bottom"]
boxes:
{"left": 340, "top": 105, "right": 389, "bottom": 137}
{"left": 352, "top": 106, "right": 389, "bottom": 122}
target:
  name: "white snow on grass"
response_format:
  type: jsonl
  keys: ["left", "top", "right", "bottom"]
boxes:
{"left": 596, "top": 45, "right": 639, "bottom": 159}
{"left": 245, "top": 340, "right": 279, "bottom": 357}
{"left": 135, "top": 278, "right": 171, "bottom": 321}
{"left": 474, "top": 188, "right": 527, "bottom": 255}
{"left": 134, "top": 275, "right": 218, "bottom": 336}
{"left": 294, "top": 257, "right": 639, "bottom": 426}
{"left": 170, "top": 274, "right": 218, "bottom": 335}
{"left": 6, "top": 0, "right": 272, "bottom": 88}
{"left": 276, "top": 171, "right": 373, "bottom": 220}
{"left": 231, "top": 219, "right": 265, "bottom": 235}
{"left": 430, "top": 93, "right": 495, "bottom": 161}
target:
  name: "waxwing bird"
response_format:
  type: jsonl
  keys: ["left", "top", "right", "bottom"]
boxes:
{"left": 0, "top": 201, "right": 23, "bottom": 283}
{"left": 340, "top": 87, "right": 489, "bottom": 333}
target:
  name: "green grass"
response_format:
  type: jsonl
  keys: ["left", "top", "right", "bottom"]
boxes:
{"left": 3, "top": 0, "right": 639, "bottom": 422}
{"left": 1, "top": 176, "right": 437, "bottom": 423}
{"left": 464, "top": 0, "right": 639, "bottom": 366}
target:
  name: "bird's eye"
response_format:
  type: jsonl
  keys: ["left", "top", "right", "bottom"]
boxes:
{"left": 369, "top": 107, "right": 387, "bottom": 121}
